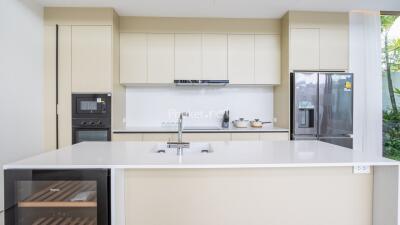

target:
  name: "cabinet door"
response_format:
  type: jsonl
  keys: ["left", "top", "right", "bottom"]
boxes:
{"left": 319, "top": 28, "right": 349, "bottom": 70}
{"left": 142, "top": 133, "right": 173, "bottom": 142}
{"left": 112, "top": 133, "right": 143, "bottom": 141}
{"left": 182, "top": 133, "right": 231, "bottom": 142}
{"left": 71, "top": 26, "right": 112, "bottom": 92}
{"left": 255, "top": 35, "right": 281, "bottom": 84}
{"left": 120, "top": 33, "right": 147, "bottom": 84}
{"left": 148, "top": 34, "right": 174, "bottom": 83}
{"left": 202, "top": 34, "right": 228, "bottom": 80}
{"left": 259, "top": 132, "right": 289, "bottom": 141}
{"left": 58, "top": 26, "right": 72, "bottom": 148}
{"left": 228, "top": 34, "right": 255, "bottom": 84}
{"left": 231, "top": 133, "right": 260, "bottom": 141}
{"left": 175, "top": 34, "right": 202, "bottom": 80}
{"left": 290, "top": 28, "right": 319, "bottom": 71}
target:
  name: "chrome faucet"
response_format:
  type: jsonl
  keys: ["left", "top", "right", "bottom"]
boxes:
{"left": 178, "top": 112, "right": 189, "bottom": 143}
{"left": 167, "top": 112, "right": 190, "bottom": 155}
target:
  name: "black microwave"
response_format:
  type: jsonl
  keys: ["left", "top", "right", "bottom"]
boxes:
{"left": 72, "top": 94, "right": 111, "bottom": 117}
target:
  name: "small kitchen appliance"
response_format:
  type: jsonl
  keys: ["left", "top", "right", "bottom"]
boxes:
{"left": 72, "top": 93, "right": 111, "bottom": 144}
{"left": 290, "top": 72, "right": 353, "bottom": 148}
{"left": 222, "top": 110, "right": 230, "bottom": 128}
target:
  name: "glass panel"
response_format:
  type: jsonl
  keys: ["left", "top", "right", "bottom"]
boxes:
{"left": 382, "top": 14, "right": 400, "bottom": 160}
{"left": 80, "top": 101, "right": 98, "bottom": 111}
{"left": 76, "top": 130, "right": 108, "bottom": 143}
{"left": 16, "top": 180, "right": 97, "bottom": 225}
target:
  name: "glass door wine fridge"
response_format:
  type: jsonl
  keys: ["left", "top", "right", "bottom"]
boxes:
{"left": 4, "top": 169, "right": 110, "bottom": 225}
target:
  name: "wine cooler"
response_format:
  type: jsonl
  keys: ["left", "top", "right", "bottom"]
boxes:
{"left": 4, "top": 169, "right": 110, "bottom": 225}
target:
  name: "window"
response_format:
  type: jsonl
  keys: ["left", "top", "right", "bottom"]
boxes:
{"left": 382, "top": 12, "right": 400, "bottom": 160}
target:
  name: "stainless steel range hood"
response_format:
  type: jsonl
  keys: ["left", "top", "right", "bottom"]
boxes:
{"left": 174, "top": 80, "right": 229, "bottom": 86}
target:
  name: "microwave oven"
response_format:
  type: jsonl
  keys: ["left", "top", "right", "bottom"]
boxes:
{"left": 72, "top": 94, "right": 111, "bottom": 118}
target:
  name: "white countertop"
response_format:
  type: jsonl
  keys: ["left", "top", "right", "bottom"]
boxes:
{"left": 4, "top": 141, "right": 398, "bottom": 169}
{"left": 113, "top": 126, "right": 288, "bottom": 133}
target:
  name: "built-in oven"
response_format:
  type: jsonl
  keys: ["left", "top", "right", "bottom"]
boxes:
{"left": 72, "top": 94, "right": 111, "bottom": 144}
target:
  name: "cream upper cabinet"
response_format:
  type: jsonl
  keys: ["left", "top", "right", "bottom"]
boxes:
{"left": 175, "top": 34, "right": 202, "bottom": 80}
{"left": 319, "top": 28, "right": 349, "bottom": 70}
{"left": 202, "top": 34, "right": 228, "bottom": 80}
{"left": 147, "top": 34, "right": 175, "bottom": 83}
{"left": 71, "top": 26, "right": 112, "bottom": 93}
{"left": 255, "top": 35, "right": 281, "bottom": 84}
{"left": 228, "top": 34, "right": 255, "bottom": 84}
{"left": 290, "top": 28, "right": 319, "bottom": 71}
{"left": 120, "top": 33, "right": 147, "bottom": 84}
{"left": 288, "top": 12, "right": 349, "bottom": 71}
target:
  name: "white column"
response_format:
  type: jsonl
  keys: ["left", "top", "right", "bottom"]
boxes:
{"left": 349, "top": 11, "right": 382, "bottom": 155}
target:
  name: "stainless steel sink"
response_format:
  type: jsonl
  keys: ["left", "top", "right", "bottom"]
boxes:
{"left": 154, "top": 142, "right": 213, "bottom": 154}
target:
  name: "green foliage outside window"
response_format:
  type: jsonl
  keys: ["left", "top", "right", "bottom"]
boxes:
{"left": 382, "top": 14, "right": 400, "bottom": 160}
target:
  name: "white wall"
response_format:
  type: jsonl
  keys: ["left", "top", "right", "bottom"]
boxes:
{"left": 125, "top": 86, "right": 274, "bottom": 127}
{"left": 349, "top": 11, "right": 382, "bottom": 154}
{"left": 0, "top": 0, "right": 44, "bottom": 211}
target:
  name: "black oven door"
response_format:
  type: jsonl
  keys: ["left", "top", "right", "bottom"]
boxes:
{"left": 72, "top": 128, "right": 111, "bottom": 144}
{"left": 72, "top": 94, "right": 111, "bottom": 118}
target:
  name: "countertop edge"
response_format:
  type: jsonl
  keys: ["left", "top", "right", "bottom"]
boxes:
{"left": 4, "top": 162, "right": 399, "bottom": 170}
{"left": 113, "top": 128, "right": 289, "bottom": 133}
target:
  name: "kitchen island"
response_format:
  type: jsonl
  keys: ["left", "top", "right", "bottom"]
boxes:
{"left": 4, "top": 141, "right": 400, "bottom": 225}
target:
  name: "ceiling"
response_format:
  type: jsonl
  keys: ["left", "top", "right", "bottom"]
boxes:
{"left": 36, "top": 0, "right": 400, "bottom": 18}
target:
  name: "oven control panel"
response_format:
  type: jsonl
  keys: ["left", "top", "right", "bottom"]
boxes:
{"left": 72, "top": 118, "right": 111, "bottom": 128}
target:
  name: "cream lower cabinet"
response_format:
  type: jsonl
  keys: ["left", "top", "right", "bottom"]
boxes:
{"left": 71, "top": 26, "right": 112, "bottom": 93}
{"left": 112, "top": 133, "right": 143, "bottom": 141}
{"left": 259, "top": 132, "right": 289, "bottom": 141}
{"left": 113, "top": 132, "right": 289, "bottom": 142}
{"left": 142, "top": 133, "right": 174, "bottom": 142}
{"left": 182, "top": 133, "right": 231, "bottom": 142}
{"left": 231, "top": 133, "right": 260, "bottom": 141}
{"left": 232, "top": 132, "right": 289, "bottom": 141}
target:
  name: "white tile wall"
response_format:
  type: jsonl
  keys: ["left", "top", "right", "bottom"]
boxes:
{"left": 125, "top": 86, "right": 274, "bottom": 127}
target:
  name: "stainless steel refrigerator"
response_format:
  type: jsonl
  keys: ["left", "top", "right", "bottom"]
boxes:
{"left": 290, "top": 72, "right": 353, "bottom": 148}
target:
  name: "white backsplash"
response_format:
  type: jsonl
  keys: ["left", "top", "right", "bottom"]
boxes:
{"left": 125, "top": 86, "right": 274, "bottom": 127}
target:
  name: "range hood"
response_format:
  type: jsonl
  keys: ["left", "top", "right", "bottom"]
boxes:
{"left": 174, "top": 80, "right": 229, "bottom": 86}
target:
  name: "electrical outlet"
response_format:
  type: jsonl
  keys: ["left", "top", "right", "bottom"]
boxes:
{"left": 353, "top": 165, "right": 370, "bottom": 174}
